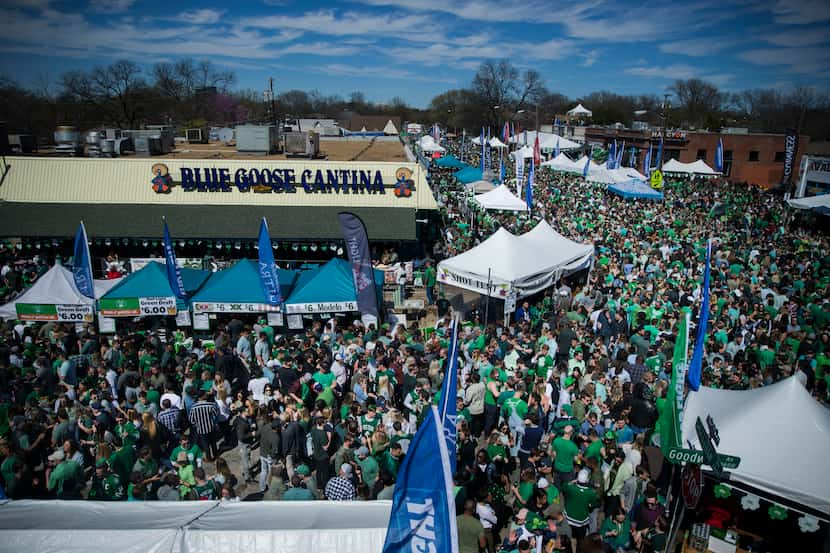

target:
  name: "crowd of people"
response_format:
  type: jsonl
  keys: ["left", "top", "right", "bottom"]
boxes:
{"left": 0, "top": 134, "right": 828, "bottom": 553}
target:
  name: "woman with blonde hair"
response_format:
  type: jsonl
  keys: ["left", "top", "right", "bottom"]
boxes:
{"left": 139, "top": 412, "right": 166, "bottom": 460}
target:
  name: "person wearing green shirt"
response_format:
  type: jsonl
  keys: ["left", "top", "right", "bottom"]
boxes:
{"left": 502, "top": 393, "right": 529, "bottom": 421}
{"left": 88, "top": 459, "right": 125, "bottom": 501}
{"left": 423, "top": 260, "right": 437, "bottom": 306}
{"left": 312, "top": 367, "right": 336, "bottom": 389}
{"left": 46, "top": 452, "right": 84, "bottom": 497}
{"left": 562, "top": 470, "right": 599, "bottom": 533}
{"left": 552, "top": 426, "right": 579, "bottom": 484}
{"left": 170, "top": 436, "right": 203, "bottom": 468}
{"left": 601, "top": 507, "right": 632, "bottom": 550}
{"left": 356, "top": 446, "right": 379, "bottom": 486}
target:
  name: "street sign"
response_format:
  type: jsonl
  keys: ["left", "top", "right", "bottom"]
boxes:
{"left": 706, "top": 415, "right": 720, "bottom": 446}
{"left": 696, "top": 417, "right": 723, "bottom": 477}
{"left": 650, "top": 169, "right": 664, "bottom": 190}
{"left": 682, "top": 463, "right": 703, "bottom": 509}
{"left": 666, "top": 447, "right": 741, "bottom": 469}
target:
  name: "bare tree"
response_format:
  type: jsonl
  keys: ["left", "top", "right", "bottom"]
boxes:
{"left": 670, "top": 78, "right": 723, "bottom": 128}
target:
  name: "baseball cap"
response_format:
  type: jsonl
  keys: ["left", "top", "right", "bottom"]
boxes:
{"left": 340, "top": 463, "right": 353, "bottom": 476}
{"left": 48, "top": 449, "right": 65, "bottom": 462}
{"left": 564, "top": 377, "right": 575, "bottom": 387}
{"left": 357, "top": 446, "right": 370, "bottom": 457}
{"left": 537, "top": 477, "right": 549, "bottom": 489}
{"left": 295, "top": 464, "right": 311, "bottom": 476}
{"left": 577, "top": 469, "right": 590, "bottom": 484}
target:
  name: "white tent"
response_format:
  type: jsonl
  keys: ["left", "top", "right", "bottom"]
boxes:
{"left": 787, "top": 194, "right": 830, "bottom": 210}
{"left": 382, "top": 119, "right": 398, "bottom": 135}
{"left": 474, "top": 186, "right": 528, "bottom": 211}
{"left": 567, "top": 103, "right": 592, "bottom": 117}
{"left": 509, "top": 131, "right": 581, "bottom": 151}
{"left": 541, "top": 153, "right": 583, "bottom": 173}
{"left": 682, "top": 377, "right": 830, "bottom": 515}
{"left": 437, "top": 221, "right": 594, "bottom": 298}
{"left": 0, "top": 265, "right": 121, "bottom": 321}
{"left": 488, "top": 136, "right": 508, "bottom": 149}
{"left": 519, "top": 220, "right": 594, "bottom": 273}
{"left": 662, "top": 158, "right": 720, "bottom": 175}
{"left": 417, "top": 135, "right": 445, "bottom": 153}
{"left": 464, "top": 179, "right": 497, "bottom": 193}
{"left": 511, "top": 145, "right": 535, "bottom": 160}
{"left": 471, "top": 136, "right": 482, "bottom": 145}
{"left": 0, "top": 500, "right": 392, "bottom": 553}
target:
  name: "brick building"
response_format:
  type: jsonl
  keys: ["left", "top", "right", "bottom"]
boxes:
{"left": 583, "top": 127, "right": 809, "bottom": 188}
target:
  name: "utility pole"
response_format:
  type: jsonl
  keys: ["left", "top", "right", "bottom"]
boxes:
{"left": 269, "top": 77, "right": 277, "bottom": 128}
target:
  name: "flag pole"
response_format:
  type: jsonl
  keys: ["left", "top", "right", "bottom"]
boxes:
{"left": 484, "top": 268, "right": 492, "bottom": 324}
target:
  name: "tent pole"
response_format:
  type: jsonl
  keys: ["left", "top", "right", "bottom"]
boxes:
{"left": 484, "top": 268, "right": 491, "bottom": 324}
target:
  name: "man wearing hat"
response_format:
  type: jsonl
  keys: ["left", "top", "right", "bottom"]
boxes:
{"left": 46, "top": 448, "right": 83, "bottom": 498}
{"left": 282, "top": 474, "right": 317, "bottom": 501}
{"left": 294, "top": 464, "right": 321, "bottom": 498}
{"left": 562, "top": 469, "right": 599, "bottom": 544}
{"left": 551, "top": 424, "right": 579, "bottom": 488}
{"left": 324, "top": 463, "right": 356, "bottom": 501}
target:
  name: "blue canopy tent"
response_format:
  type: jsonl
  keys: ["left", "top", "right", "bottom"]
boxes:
{"left": 607, "top": 180, "right": 664, "bottom": 201}
{"left": 285, "top": 258, "right": 383, "bottom": 315}
{"left": 190, "top": 259, "right": 297, "bottom": 314}
{"left": 453, "top": 166, "right": 483, "bottom": 184}
{"left": 98, "top": 261, "right": 210, "bottom": 317}
{"left": 435, "top": 154, "right": 466, "bottom": 169}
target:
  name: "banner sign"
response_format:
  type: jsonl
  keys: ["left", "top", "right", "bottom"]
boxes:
{"left": 99, "top": 296, "right": 177, "bottom": 317}
{"left": 338, "top": 212, "right": 380, "bottom": 318}
{"left": 781, "top": 128, "right": 798, "bottom": 187}
{"left": 130, "top": 258, "right": 203, "bottom": 273}
{"left": 257, "top": 218, "right": 283, "bottom": 305}
{"left": 192, "top": 312, "right": 210, "bottom": 330}
{"left": 72, "top": 222, "right": 94, "bottom": 299}
{"left": 16, "top": 303, "right": 94, "bottom": 322}
{"left": 285, "top": 301, "right": 358, "bottom": 314}
{"left": 98, "top": 314, "right": 116, "bottom": 333}
{"left": 192, "top": 302, "right": 281, "bottom": 314}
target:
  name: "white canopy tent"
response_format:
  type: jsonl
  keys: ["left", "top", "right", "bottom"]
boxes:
{"left": 417, "top": 135, "right": 445, "bottom": 152}
{"left": 662, "top": 158, "right": 720, "bottom": 175}
{"left": 489, "top": 136, "right": 508, "bottom": 149}
{"left": 519, "top": 220, "right": 594, "bottom": 273}
{"left": 438, "top": 221, "right": 594, "bottom": 298}
{"left": 511, "top": 145, "right": 535, "bottom": 160}
{"left": 382, "top": 119, "right": 399, "bottom": 135}
{"left": 509, "top": 131, "right": 581, "bottom": 151}
{"left": 787, "top": 194, "right": 830, "bottom": 210}
{"left": 567, "top": 103, "right": 592, "bottom": 117}
{"left": 540, "top": 153, "right": 583, "bottom": 173}
{"left": 464, "top": 179, "right": 497, "bottom": 193}
{"left": 474, "top": 186, "right": 528, "bottom": 211}
{"left": 0, "top": 500, "right": 393, "bottom": 553}
{"left": 682, "top": 378, "right": 830, "bottom": 516}
{"left": 0, "top": 265, "right": 121, "bottom": 321}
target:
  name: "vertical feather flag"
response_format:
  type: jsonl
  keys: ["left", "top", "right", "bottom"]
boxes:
{"left": 526, "top": 159, "right": 534, "bottom": 211}
{"left": 644, "top": 145, "right": 652, "bottom": 176}
{"left": 515, "top": 155, "right": 524, "bottom": 196}
{"left": 687, "top": 240, "right": 712, "bottom": 391}
{"left": 438, "top": 319, "right": 459, "bottom": 474}
{"left": 460, "top": 129, "right": 465, "bottom": 163}
{"left": 72, "top": 221, "right": 94, "bottom": 299}
{"left": 479, "top": 127, "right": 485, "bottom": 172}
{"left": 606, "top": 141, "right": 616, "bottom": 170}
{"left": 554, "top": 137, "right": 560, "bottom": 158}
{"left": 502, "top": 121, "right": 510, "bottom": 144}
{"left": 380, "top": 407, "right": 457, "bottom": 553}
{"left": 162, "top": 219, "right": 187, "bottom": 300}
{"left": 616, "top": 140, "right": 625, "bottom": 168}
{"left": 338, "top": 212, "right": 380, "bottom": 318}
{"left": 499, "top": 156, "right": 505, "bottom": 185}
{"left": 659, "top": 310, "right": 690, "bottom": 458}
{"left": 583, "top": 146, "right": 592, "bottom": 178}
{"left": 715, "top": 137, "right": 724, "bottom": 173}
{"left": 257, "top": 217, "right": 283, "bottom": 306}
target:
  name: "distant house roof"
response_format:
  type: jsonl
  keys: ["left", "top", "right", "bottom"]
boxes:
{"left": 339, "top": 115, "right": 402, "bottom": 133}
{"left": 298, "top": 119, "right": 338, "bottom": 131}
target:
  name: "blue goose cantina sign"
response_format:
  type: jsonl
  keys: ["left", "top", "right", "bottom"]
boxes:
{"left": 151, "top": 163, "right": 415, "bottom": 196}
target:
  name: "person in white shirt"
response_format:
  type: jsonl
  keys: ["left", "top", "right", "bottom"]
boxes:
{"left": 330, "top": 354, "right": 347, "bottom": 388}
{"left": 476, "top": 496, "right": 498, "bottom": 553}
{"left": 248, "top": 371, "right": 269, "bottom": 404}
{"left": 160, "top": 389, "right": 182, "bottom": 410}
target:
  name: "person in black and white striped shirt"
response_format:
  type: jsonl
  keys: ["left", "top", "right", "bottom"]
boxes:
{"left": 189, "top": 392, "right": 219, "bottom": 461}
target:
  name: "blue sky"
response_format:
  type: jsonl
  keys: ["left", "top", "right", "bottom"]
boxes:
{"left": 0, "top": 0, "right": 828, "bottom": 107}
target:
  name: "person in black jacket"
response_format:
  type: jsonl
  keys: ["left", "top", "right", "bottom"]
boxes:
{"left": 280, "top": 412, "right": 305, "bottom": 479}
{"left": 233, "top": 403, "right": 256, "bottom": 483}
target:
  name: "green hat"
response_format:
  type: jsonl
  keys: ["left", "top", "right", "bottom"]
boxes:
{"left": 604, "top": 431, "right": 616, "bottom": 440}
{"left": 96, "top": 458, "right": 109, "bottom": 468}
{"left": 295, "top": 464, "right": 311, "bottom": 476}
{"left": 561, "top": 404, "right": 573, "bottom": 415}
{"left": 564, "top": 377, "right": 575, "bottom": 388}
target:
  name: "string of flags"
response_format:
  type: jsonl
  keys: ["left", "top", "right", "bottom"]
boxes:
{"left": 711, "top": 483, "right": 822, "bottom": 533}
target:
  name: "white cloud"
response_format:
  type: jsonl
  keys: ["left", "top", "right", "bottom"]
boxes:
{"left": 352, "top": 0, "right": 595, "bottom": 24}
{"left": 659, "top": 38, "right": 737, "bottom": 57}
{"left": 625, "top": 64, "right": 734, "bottom": 86}
{"left": 88, "top": 0, "right": 135, "bottom": 13}
{"left": 738, "top": 46, "right": 830, "bottom": 74}
{"left": 177, "top": 8, "right": 224, "bottom": 25}
{"left": 238, "top": 9, "right": 432, "bottom": 38}
{"left": 773, "top": 0, "right": 830, "bottom": 24}
{"left": 580, "top": 49, "right": 600, "bottom": 67}
{"left": 764, "top": 27, "right": 830, "bottom": 47}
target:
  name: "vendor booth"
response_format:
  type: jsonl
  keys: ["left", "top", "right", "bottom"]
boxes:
{"left": 434, "top": 154, "right": 466, "bottom": 169}
{"left": 453, "top": 166, "right": 483, "bottom": 184}
{"left": 674, "top": 377, "right": 830, "bottom": 552}
{"left": 0, "top": 264, "right": 120, "bottom": 322}
{"left": 607, "top": 179, "right": 664, "bottom": 200}
{"left": 474, "top": 186, "right": 528, "bottom": 212}
{"left": 464, "top": 180, "right": 496, "bottom": 194}
{"left": 284, "top": 258, "right": 383, "bottom": 317}
{"left": 189, "top": 259, "right": 298, "bottom": 328}
{"left": 98, "top": 261, "right": 209, "bottom": 318}
{"left": 662, "top": 158, "right": 720, "bottom": 176}
{"left": 437, "top": 221, "right": 593, "bottom": 299}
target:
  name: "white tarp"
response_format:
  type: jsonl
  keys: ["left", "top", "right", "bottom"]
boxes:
{"left": 464, "top": 179, "right": 496, "bottom": 193}
{"left": 509, "top": 131, "right": 581, "bottom": 151}
{"left": 417, "top": 135, "right": 445, "bottom": 152}
{"left": 682, "top": 377, "right": 830, "bottom": 515}
{"left": 662, "top": 158, "right": 720, "bottom": 175}
{"left": 438, "top": 221, "right": 594, "bottom": 298}
{"left": 787, "top": 194, "right": 830, "bottom": 210}
{"left": 0, "top": 265, "right": 121, "bottom": 321}
{"left": 0, "top": 500, "right": 392, "bottom": 553}
{"left": 567, "top": 103, "right": 592, "bottom": 117}
{"left": 474, "top": 186, "right": 528, "bottom": 211}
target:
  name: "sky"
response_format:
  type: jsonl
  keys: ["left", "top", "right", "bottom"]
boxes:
{"left": 0, "top": 0, "right": 828, "bottom": 108}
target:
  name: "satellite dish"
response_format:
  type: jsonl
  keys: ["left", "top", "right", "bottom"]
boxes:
{"left": 218, "top": 128, "right": 234, "bottom": 145}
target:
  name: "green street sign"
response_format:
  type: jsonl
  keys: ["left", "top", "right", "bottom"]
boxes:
{"left": 696, "top": 417, "right": 723, "bottom": 476}
{"left": 667, "top": 447, "right": 741, "bottom": 469}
